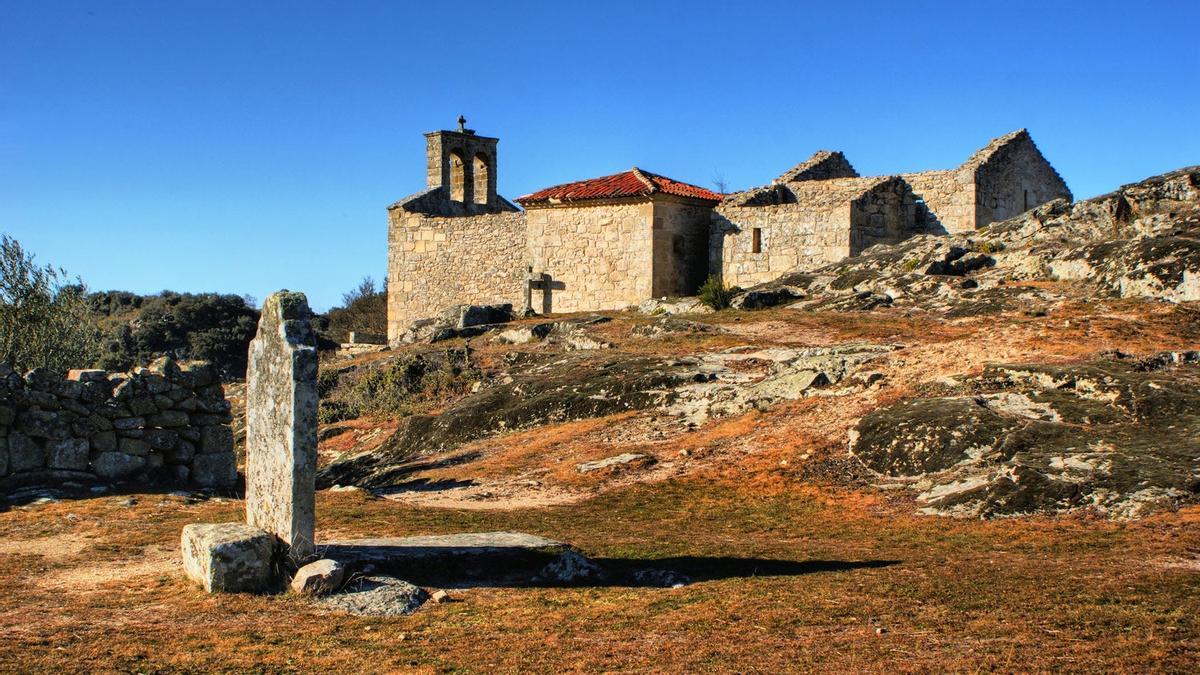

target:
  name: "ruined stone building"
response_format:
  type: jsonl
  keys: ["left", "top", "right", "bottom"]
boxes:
{"left": 387, "top": 121, "right": 1071, "bottom": 342}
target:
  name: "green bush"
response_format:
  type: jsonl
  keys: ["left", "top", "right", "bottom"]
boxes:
{"left": 91, "top": 291, "right": 260, "bottom": 378}
{"left": 0, "top": 235, "right": 103, "bottom": 373}
{"left": 698, "top": 275, "right": 739, "bottom": 311}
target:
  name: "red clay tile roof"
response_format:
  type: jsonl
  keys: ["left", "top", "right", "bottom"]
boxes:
{"left": 516, "top": 167, "right": 723, "bottom": 206}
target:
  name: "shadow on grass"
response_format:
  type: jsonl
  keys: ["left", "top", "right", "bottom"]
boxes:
{"left": 322, "top": 537, "right": 900, "bottom": 589}
{"left": 592, "top": 556, "right": 900, "bottom": 586}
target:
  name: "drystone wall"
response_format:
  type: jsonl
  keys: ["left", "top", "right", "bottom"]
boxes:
{"left": 387, "top": 210, "right": 527, "bottom": 343}
{"left": 0, "top": 359, "right": 237, "bottom": 490}
{"left": 526, "top": 200, "right": 655, "bottom": 313}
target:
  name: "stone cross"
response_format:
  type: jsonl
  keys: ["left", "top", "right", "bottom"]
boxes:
{"left": 245, "top": 290, "right": 319, "bottom": 561}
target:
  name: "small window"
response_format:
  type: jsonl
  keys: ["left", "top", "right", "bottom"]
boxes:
{"left": 752, "top": 227, "right": 762, "bottom": 254}
{"left": 1023, "top": 189, "right": 1030, "bottom": 211}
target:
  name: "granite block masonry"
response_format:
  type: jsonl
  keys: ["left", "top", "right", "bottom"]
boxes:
{"left": 244, "top": 290, "right": 319, "bottom": 561}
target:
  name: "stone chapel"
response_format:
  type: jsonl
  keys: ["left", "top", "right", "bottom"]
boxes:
{"left": 386, "top": 120, "right": 1071, "bottom": 343}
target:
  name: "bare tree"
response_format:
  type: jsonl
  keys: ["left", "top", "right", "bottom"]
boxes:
{"left": 712, "top": 171, "right": 730, "bottom": 194}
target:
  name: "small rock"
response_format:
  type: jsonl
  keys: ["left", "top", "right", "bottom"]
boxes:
{"left": 576, "top": 453, "right": 655, "bottom": 473}
{"left": 318, "top": 576, "right": 429, "bottom": 616}
{"left": 290, "top": 559, "right": 345, "bottom": 596}
{"left": 430, "top": 589, "right": 451, "bottom": 604}
{"left": 536, "top": 549, "right": 607, "bottom": 584}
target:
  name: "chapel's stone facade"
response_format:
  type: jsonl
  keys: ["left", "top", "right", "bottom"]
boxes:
{"left": 386, "top": 123, "right": 1071, "bottom": 342}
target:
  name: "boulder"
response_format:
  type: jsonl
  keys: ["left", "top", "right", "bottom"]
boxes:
{"left": 181, "top": 523, "right": 276, "bottom": 593}
{"left": 290, "top": 558, "right": 345, "bottom": 595}
{"left": 442, "top": 303, "right": 514, "bottom": 329}
{"left": 638, "top": 296, "right": 712, "bottom": 315}
{"left": 495, "top": 323, "right": 554, "bottom": 345}
{"left": 731, "top": 287, "right": 803, "bottom": 310}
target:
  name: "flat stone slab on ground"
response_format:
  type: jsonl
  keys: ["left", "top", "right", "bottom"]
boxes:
{"left": 181, "top": 522, "right": 275, "bottom": 593}
{"left": 316, "top": 576, "right": 428, "bottom": 616}
{"left": 321, "top": 531, "right": 591, "bottom": 587}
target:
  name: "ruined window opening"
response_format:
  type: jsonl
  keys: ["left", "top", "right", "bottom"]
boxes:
{"left": 473, "top": 153, "right": 489, "bottom": 205}
{"left": 752, "top": 227, "right": 762, "bottom": 254}
{"left": 449, "top": 151, "right": 465, "bottom": 202}
{"left": 1023, "top": 189, "right": 1030, "bottom": 211}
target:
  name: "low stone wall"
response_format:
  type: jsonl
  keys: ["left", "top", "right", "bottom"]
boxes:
{"left": 0, "top": 358, "right": 237, "bottom": 490}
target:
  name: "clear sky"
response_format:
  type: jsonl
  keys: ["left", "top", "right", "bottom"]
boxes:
{"left": 2, "top": 1, "right": 1197, "bottom": 311}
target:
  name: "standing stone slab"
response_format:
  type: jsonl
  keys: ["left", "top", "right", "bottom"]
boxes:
{"left": 245, "top": 291, "right": 319, "bottom": 561}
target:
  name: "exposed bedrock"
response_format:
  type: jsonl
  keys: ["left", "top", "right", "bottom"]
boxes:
{"left": 849, "top": 351, "right": 1200, "bottom": 519}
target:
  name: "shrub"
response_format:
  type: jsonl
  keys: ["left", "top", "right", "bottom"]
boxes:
{"left": 319, "top": 349, "right": 479, "bottom": 423}
{"left": 92, "top": 291, "right": 260, "bottom": 378}
{"left": 0, "top": 235, "right": 103, "bottom": 373}
{"left": 321, "top": 276, "right": 387, "bottom": 344}
{"left": 698, "top": 275, "right": 738, "bottom": 311}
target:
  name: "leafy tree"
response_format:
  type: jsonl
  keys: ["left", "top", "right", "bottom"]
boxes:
{"left": 0, "top": 235, "right": 103, "bottom": 373}
{"left": 93, "top": 291, "right": 259, "bottom": 378}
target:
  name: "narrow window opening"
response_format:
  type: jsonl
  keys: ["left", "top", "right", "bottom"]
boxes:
{"left": 449, "top": 151, "right": 465, "bottom": 202}
{"left": 752, "top": 227, "right": 762, "bottom": 254}
{"left": 473, "top": 153, "right": 490, "bottom": 205}
{"left": 1023, "top": 189, "right": 1030, "bottom": 211}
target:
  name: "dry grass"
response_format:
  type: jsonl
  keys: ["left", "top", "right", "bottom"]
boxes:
{"left": 0, "top": 484, "right": 1197, "bottom": 672}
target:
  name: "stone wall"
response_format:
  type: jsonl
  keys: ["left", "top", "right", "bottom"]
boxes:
{"left": 713, "top": 177, "right": 919, "bottom": 287}
{"left": 899, "top": 170, "right": 976, "bottom": 234}
{"left": 526, "top": 200, "right": 655, "bottom": 313}
{"left": 971, "top": 132, "right": 1073, "bottom": 226}
{"left": 651, "top": 198, "right": 712, "bottom": 297}
{"left": 849, "top": 177, "right": 920, "bottom": 254}
{"left": 386, "top": 210, "right": 527, "bottom": 343}
{"left": 712, "top": 201, "right": 850, "bottom": 288}
{"left": 0, "top": 359, "right": 237, "bottom": 490}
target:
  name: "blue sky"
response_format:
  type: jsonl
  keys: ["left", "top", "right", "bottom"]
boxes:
{"left": 2, "top": 1, "right": 1197, "bottom": 311}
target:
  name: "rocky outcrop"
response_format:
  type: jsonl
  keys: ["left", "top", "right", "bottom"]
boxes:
{"left": 317, "top": 353, "right": 699, "bottom": 488}
{"left": 735, "top": 166, "right": 1200, "bottom": 312}
{"left": 398, "top": 303, "right": 516, "bottom": 344}
{"left": 849, "top": 351, "right": 1200, "bottom": 519}
{"left": 668, "top": 343, "right": 894, "bottom": 427}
